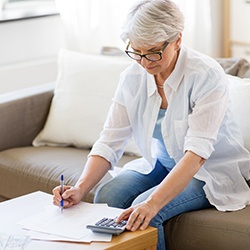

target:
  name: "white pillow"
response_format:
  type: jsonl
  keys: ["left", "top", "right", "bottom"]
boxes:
{"left": 33, "top": 49, "right": 140, "bottom": 155}
{"left": 227, "top": 74, "right": 250, "bottom": 151}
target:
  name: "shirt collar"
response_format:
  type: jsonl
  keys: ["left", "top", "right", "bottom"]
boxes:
{"left": 146, "top": 44, "right": 187, "bottom": 97}
{"left": 147, "top": 74, "right": 157, "bottom": 97}
{"left": 165, "top": 44, "right": 186, "bottom": 92}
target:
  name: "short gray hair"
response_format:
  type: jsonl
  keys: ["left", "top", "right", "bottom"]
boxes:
{"left": 121, "top": 0, "right": 184, "bottom": 47}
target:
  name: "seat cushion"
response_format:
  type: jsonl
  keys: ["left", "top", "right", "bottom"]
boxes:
{"left": 165, "top": 206, "right": 250, "bottom": 250}
{"left": 0, "top": 146, "right": 137, "bottom": 202}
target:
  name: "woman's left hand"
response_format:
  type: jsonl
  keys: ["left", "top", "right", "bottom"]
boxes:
{"left": 116, "top": 201, "right": 159, "bottom": 231}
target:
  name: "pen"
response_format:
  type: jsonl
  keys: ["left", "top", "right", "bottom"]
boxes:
{"left": 60, "top": 174, "right": 64, "bottom": 213}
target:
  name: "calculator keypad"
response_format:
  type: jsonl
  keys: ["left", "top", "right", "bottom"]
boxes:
{"left": 95, "top": 218, "right": 127, "bottom": 229}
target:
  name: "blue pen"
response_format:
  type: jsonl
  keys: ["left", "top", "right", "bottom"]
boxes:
{"left": 60, "top": 174, "right": 64, "bottom": 213}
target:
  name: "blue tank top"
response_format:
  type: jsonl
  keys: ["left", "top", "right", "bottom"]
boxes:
{"left": 152, "top": 109, "right": 176, "bottom": 171}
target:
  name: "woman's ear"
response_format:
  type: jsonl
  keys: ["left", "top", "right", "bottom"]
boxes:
{"left": 175, "top": 33, "right": 182, "bottom": 50}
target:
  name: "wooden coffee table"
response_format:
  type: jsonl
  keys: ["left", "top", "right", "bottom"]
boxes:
{"left": 82, "top": 227, "right": 157, "bottom": 250}
{"left": 0, "top": 191, "right": 157, "bottom": 250}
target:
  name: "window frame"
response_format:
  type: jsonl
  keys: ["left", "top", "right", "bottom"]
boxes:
{"left": 0, "top": 0, "right": 58, "bottom": 22}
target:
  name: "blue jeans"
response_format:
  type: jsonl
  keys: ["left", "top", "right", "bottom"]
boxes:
{"left": 94, "top": 161, "right": 212, "bottom": 250}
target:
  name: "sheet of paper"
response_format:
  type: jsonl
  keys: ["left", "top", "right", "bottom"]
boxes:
{"left": 17, "top": 202, "right": 124, "bottom": 241}
{"left": 27, "top": 230, "right": 112, "bottom": 243}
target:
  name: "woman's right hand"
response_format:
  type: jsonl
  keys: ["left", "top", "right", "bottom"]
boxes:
{"left": 52, "top": 185, "right": 84, "bottom": 208}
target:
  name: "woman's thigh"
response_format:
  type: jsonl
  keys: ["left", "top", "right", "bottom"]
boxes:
{"left": 94, "top": 160, "right": 169, "bottom": 208}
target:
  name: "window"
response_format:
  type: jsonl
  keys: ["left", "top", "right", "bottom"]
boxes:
{"left": 0, "top": 0, "right": 58, "bottom": 22}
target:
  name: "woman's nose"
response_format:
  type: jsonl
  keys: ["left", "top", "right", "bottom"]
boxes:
{"left": 140, "top": 57, "right": 150, "bottom": 67}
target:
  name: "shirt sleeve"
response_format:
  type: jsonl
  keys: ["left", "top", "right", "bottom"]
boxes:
{"left": 88, "top": 100, "right": 133, "bottom": 168}
{"left": 184, "top": 68, "right": 229, "bottom": 159}
{"left": 88, "top": 65, "right": 140, "bottom": 168}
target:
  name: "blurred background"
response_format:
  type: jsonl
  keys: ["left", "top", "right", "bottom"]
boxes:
{"left": 0, "top": 0, "right": 249, "bottom": 94}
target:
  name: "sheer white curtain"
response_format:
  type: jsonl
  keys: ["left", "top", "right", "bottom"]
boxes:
{"left": 55, "top": 0, "right": 135, "bottom": 54}
{"left": 173, "top": 0, "right": 223, "bottom": 57}
{"left": 56, "top": 0, "right": 223, "bottom": 57}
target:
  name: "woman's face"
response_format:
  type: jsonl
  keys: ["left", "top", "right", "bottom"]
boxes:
{"left": 130, "top": 36, "right": 181, "bottom": 78}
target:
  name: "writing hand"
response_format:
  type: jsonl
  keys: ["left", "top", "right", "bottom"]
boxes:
{"left": 52, "top": 185, "right": 84, "bottom": 208}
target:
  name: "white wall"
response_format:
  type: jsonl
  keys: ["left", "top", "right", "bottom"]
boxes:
{"left": 0, "top": 14, "right": 66, "bottom": 94}
{"left": 0, "top": 1, "right": 230, "bottom": 95}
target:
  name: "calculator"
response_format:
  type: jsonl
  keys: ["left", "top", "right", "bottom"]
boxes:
{"left": 86, "top": 217, "right": 127, "bottom": 235}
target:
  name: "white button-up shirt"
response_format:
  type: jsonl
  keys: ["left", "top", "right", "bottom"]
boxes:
{"left": 90, "top": 44, "right": 250, "bottom": 211}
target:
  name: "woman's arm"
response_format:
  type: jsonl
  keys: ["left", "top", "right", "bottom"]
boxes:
{"left": 53, "top": 155, "right": 111, "bottom": 208}
{"left": 147, "top": 151, "right": 205, "bottom": 210}
{"left": 53, "top": 101, "right": 132, "bottom": 208}
{"left": 117, "top": 150, "right": 205, "bottom": 231}
{"left": 75, "top": 155, "right": 111, "bottom": 196}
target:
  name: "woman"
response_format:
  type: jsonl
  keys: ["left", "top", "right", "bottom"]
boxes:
{"left": 53, "top": 0, "right": 250, "bottom": 249}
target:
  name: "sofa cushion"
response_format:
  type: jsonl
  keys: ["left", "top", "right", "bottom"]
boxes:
{"left": 32, "top": 50, "right": 140, "bottom": 156}
{"left": 216, "top": 57, "right": 250, "bottom": 78}
{"left": 0, "top": 82, "right": 54, "bottom": 151}
{"left": 166, "top": 206, "right": 250, "bottom": 250}
{"left": 0, "top": 146, "right": 138, "bottom": 201}
{"left": 227, "top": 75, "right": 250, "bottom": 151}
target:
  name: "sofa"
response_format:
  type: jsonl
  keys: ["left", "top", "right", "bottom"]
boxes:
{"left": 0, "top": 50, "right": 250, "bottom": 250}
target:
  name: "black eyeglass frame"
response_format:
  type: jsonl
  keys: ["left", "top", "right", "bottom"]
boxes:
{"left": 125, "top": 41, "right": 169, "bottom": 62}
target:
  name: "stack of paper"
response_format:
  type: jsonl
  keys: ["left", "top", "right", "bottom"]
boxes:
{"left": 17, "top": 202, "right": 124, "bottom": 243}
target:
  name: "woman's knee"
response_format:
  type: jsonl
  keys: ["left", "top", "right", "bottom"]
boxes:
{"left": 94, "top": 170, "right": 149, "bottom": 208}
{"left": 94, "top": 180, "right": 121, "bottom": 207}
{"left": 94, "top": 176, "right": 134, "bottom": 208}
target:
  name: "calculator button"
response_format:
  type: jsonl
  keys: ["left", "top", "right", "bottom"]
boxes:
{"left": 95, "top": 218, "right": 108, "bottom": 225}
{"left": 94, "top": 218, "right": 127, "bottom": 229}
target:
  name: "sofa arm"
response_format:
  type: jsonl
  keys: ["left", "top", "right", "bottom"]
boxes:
{"left": 0, "top": 83, "right": 54, "bottom": 151}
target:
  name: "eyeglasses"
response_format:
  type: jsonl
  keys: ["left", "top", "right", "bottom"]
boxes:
{"left": 125, "top": 41, "right": 169, "bottom": 62}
